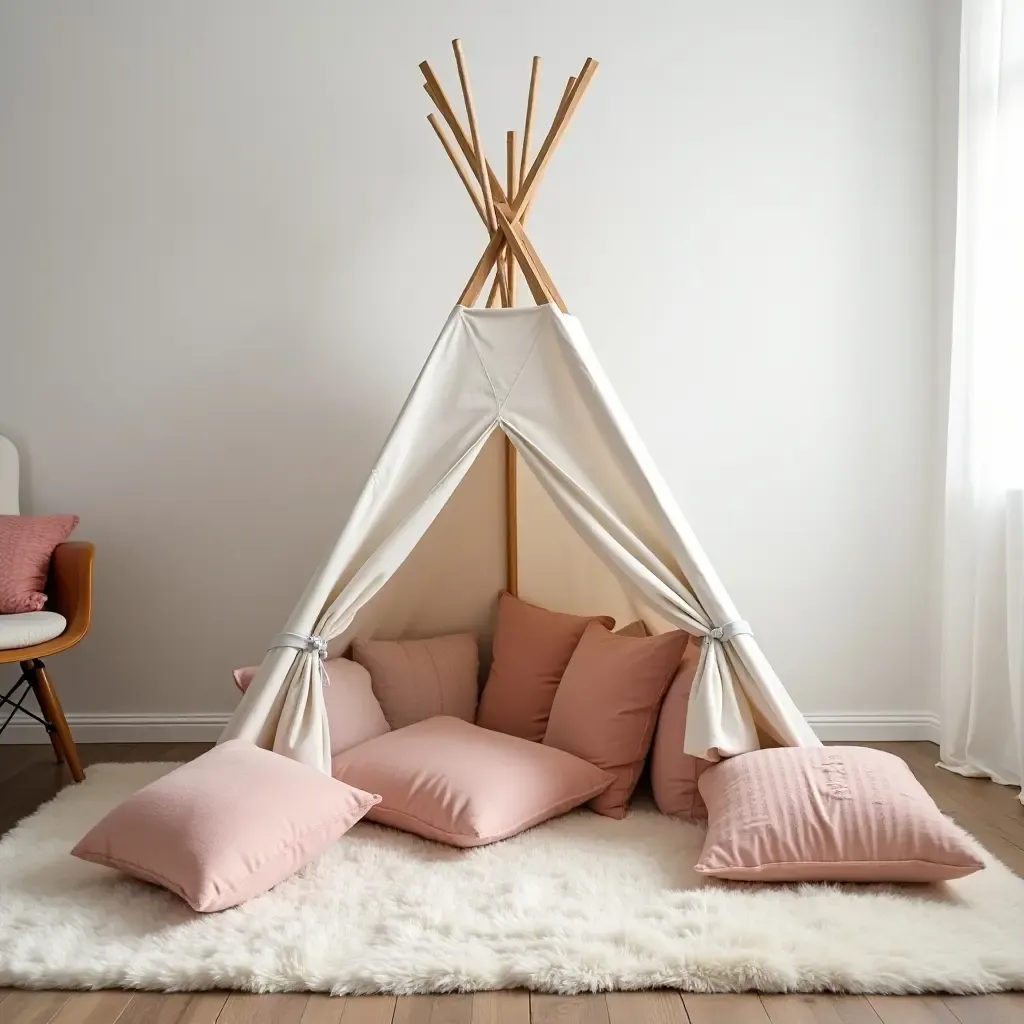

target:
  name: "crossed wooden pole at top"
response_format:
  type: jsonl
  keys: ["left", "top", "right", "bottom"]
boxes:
{"left": 421, "top": 42, "right": 599, "bottom": 315}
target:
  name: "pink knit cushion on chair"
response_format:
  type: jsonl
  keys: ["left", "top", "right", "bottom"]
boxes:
{"left": 232, "top": 657, "right": 390, "bottom": 756}
{"left": 0, "top": 515, "right": 78, "bottom": 613}
{"left": 72, "top": 740, "right": 380, "bottom": 912}
{"left": 695, "top": 746, "right": 985, "bottom": 882}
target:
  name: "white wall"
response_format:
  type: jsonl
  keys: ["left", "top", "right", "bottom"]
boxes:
{"left": 0, "top": 0, "right": 948, "bottom": 738}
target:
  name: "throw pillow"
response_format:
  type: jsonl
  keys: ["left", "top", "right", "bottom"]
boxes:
{"left": 331, "top": 716, "right": 613, "bottom": 848}
{"left": 351, "top": 633, "right": 478, "bottom": 730}
{"left": 476, "top": 592, "right": 615, "bottom": 742}
{"left": 0, "top": 514, "right": 78, "bottom": 613}
{"left": 650, "top": 636, "right": 710, "bottom": 819}
{"left": 543, "top": 622, "right": 689, "bottom": 818}
{"left": 72, "top": 740, "right": 380, "bottom": 912}
{"left": 695, "top": 746, "right": 985, "bottom": 882}
{"left": 231, "top": 657, "right": 390, "bottom": 756}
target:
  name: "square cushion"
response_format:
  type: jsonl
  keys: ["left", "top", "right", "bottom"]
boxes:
{"left": 0, "top": 514, "right": 78, "bottom": 613}
{"left": 232, "top": 657, "right": 390, "bottom": 756}
{"left": 331, "top": 716, "right": 614, "bottom": 847}
{"left": 695, "top": 746, "right": 985, "bottom": 883}
{"left": 72, "top": 740, "right": 380, "bottom": 912}
{"left": 543, "top": 622, "right": 689, "bottom": 819}
{"left": 351, "top": 633, "right": 478, "bottom": 730}
{"left": 650, "top": 637, "right": 710, "bottom": 820}
{"left": 476, "top": 592, "right": 615, "bottom": 742}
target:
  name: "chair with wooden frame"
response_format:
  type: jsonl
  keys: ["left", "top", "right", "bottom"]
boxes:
{"left": 0, "top": 435, "right": 91, "bottom": 782}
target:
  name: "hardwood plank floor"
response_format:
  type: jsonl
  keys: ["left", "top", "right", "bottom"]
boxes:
{"left": 0, "top": 741, "right": 1020, "bottom": 1023}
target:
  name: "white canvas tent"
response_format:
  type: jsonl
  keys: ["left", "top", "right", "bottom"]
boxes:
{"left": 221, "top": 43, "right": 820, "bottom": 773}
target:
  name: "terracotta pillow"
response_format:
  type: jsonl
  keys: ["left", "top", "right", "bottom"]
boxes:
{"left": 695, "top": 746, "right": 985, "bottom": 883}
{"left": 332, "top": 716, "right": 613, "bottom": 848}
{"left": 72, "top": 740, "right": 380, "bottom": 912}
{"left": 543, "top": 622, "right": 689, "bottom": 819}
{"left": 231, "top": 657, "right": 389, "bottom": 756}
{"left": 650, "top": 637, "right": 710, "bottom": 820}
{"left": 476, "top": 592, "right": 615, "bottom": 742}
{"left": 0, "top": 514, "right": 78, "bottom": 613}
{"left": 351, "top": 634, "right": 478, "bottom": 730}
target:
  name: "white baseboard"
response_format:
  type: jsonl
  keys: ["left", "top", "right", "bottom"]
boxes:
{"left": 0, "top": 710, "right": 941, "bottom": 745}
{"left": 805, "top": 712, "right": 940, "bottom": 743}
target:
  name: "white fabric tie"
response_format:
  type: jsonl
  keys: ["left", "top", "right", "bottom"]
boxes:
{"left": 269, "top": 632, "right": 328, "bottom": 659}
{"left": 703, "top": 620, "right": 752, "bottom": 645}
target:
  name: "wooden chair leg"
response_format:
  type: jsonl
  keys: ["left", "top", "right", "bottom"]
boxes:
{"left": 30, "top": 661, "right": 85, "bottom": 783}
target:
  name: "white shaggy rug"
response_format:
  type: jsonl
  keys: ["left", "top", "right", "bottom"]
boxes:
{"left": 2, "top": 763, "right": 1024, "bottom": 996}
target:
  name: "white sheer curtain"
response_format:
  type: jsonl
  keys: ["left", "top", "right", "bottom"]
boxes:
{"left": 939, "top": 0, "right": 1024, "bottom": 803}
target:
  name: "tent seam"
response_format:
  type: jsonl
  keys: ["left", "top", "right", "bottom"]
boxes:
{"left": 459, "top": 308, "right": 501, "bottom": 413}
{"left": 495, "top": 317, "right": 546, "bottom": 419}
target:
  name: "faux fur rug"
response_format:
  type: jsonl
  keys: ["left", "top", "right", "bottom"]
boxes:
{"left": 2, "top": 763, "right": 1023, "bottom": 996}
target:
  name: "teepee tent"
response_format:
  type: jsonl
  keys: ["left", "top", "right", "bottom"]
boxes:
{"left": 221, "top": 43, "right": 820, "bottom": 774}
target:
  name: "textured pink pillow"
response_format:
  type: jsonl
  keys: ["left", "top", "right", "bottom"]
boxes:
{"left": 650, "top": 637, "right": 710, "bottom": 820}
{"left": 0, "top": 515, "right": 78, "bottom": 613}
{"left": 72, "top": 740, "right": 380, "bottom": 912}
{"left": 331, "top": 717, "right": 613, "bottom": 848}
{"left": 695, "top": 747, "right": 985, "bottom": 882}
{"left": 351, "top": 633, "right": 478, "bottom": 730}
{"left": 543, "top": 623, "right": 689, "bottom": 819}
{"left": 476, "top": 592, "right": 615, "bottom": 742}
{"left": 232, "top": 657, "right": 389, "bottom": 756}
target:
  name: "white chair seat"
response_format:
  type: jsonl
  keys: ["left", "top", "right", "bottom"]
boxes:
{"left": 0, "top": 611, "right": 67, "bottom": 651}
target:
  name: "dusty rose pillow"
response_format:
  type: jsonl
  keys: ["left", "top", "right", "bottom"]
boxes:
{"left": 650, "top": 637, "right": 710, "bottom": 820}
{"left": 476, "top": 592, "right": 615, "bottom": 742}
{"left": 331, "top": 716, "right": 613, "bottom": 848}
{"left": 543, "top": 622, "right": 689, "bottom": 819}
{"left": 351, "top": 633, "right": 478, "bottom": 730}
{"left": 231, "top": 657, "right": 389, "bottom": 756}
{"left": 0, "top": 514, "right": 78, "bottom": 613}
{"left": 72, "top": 740, "right": 380, "bottom": 912}
{"left": 695, "top": 746, "right": 985, "bottom": 883}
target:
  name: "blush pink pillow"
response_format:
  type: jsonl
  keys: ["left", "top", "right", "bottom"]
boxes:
{"left": 650, "top": 637, "right": 710, "bottom": 820}
{"left": 543, "top": 623, "right": 689, "bottom": 819}
{"left": 232, "top": 657, "right": 389, "bottom": 756}
{"left": 331, "top": 716, "right": 613, "bottom": 848}
{"left": 72, "top": 740, "right": 380, "bottom": 912}
{"left": 0, "top": 515, "right": 78, "bottom": 613}
{"left": 695, "top": 746, "right": 985, "bottom": 883}
{"left": 351, "top": 633, "right": 479, "bottom": 730}
{"left": 476, "top": 592, "right": 615, "bottom": 742}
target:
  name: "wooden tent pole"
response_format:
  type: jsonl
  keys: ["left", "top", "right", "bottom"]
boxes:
{"left": 426, "top": 114, "right": 488, "bottom": 227}
{"left": 506, "top": 130, "right": 519, "bottom": 304}
{"left": 452, "top": 39, "right": 509, "bottom": 307}
{"left": 519, "top": 57, "right": 541, "bottom": 185}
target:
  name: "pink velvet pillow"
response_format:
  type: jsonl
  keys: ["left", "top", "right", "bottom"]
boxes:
{"left": 650, "top": 637, "right": 710, "bottom": 820}
{"left": 351, "top": 633, "right": 479, "bottom": 730}
{"left": 543, "top": 622, "right": 689, "bottom": 819}
{"left": 0, "top": 514, "right": 78, "bottom": 613}
{"left": 695, "top": 746, "right": 985, "bottom": 883}
{"left": 476, "top": 592, "right": 615, "bottom": 742}
{"left": 232, "top": 657, "right": 390, "bottom": 756}
{"left": 332, "top": 717, "right": 613, "bottom": 848}
{"left": 72, "top": 740, "right": 380, "bottom": 912}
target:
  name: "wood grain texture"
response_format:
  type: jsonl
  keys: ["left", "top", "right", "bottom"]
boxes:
{"left": 472, "top": 991, "right": 530, "bottom": 1024}
{"left": 683, "top": 993, "right": 770, "bottom": 1024}
{"left": 1, "top": 742, "right": 1022, "bottom": 1024}
{"left": 606, "top": 991, "right": 689, "bottom": 1023}
{"left": 867, "top": 997, "right": 960, "bottom": 1024}
{"left": 530, "top": 994, "right": 609, "bottom": 1024}
{"left": 48, "top": 991, "right": 135, "bottom": 1024}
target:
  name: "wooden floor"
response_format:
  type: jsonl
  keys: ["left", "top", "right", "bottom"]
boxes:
{"left": 1, "top": 740, "right": 1022, "bottom": 1023}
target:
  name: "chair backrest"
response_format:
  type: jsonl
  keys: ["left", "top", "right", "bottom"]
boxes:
{"left": 0, "top": 435, "right": 20, "bottom": 515}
